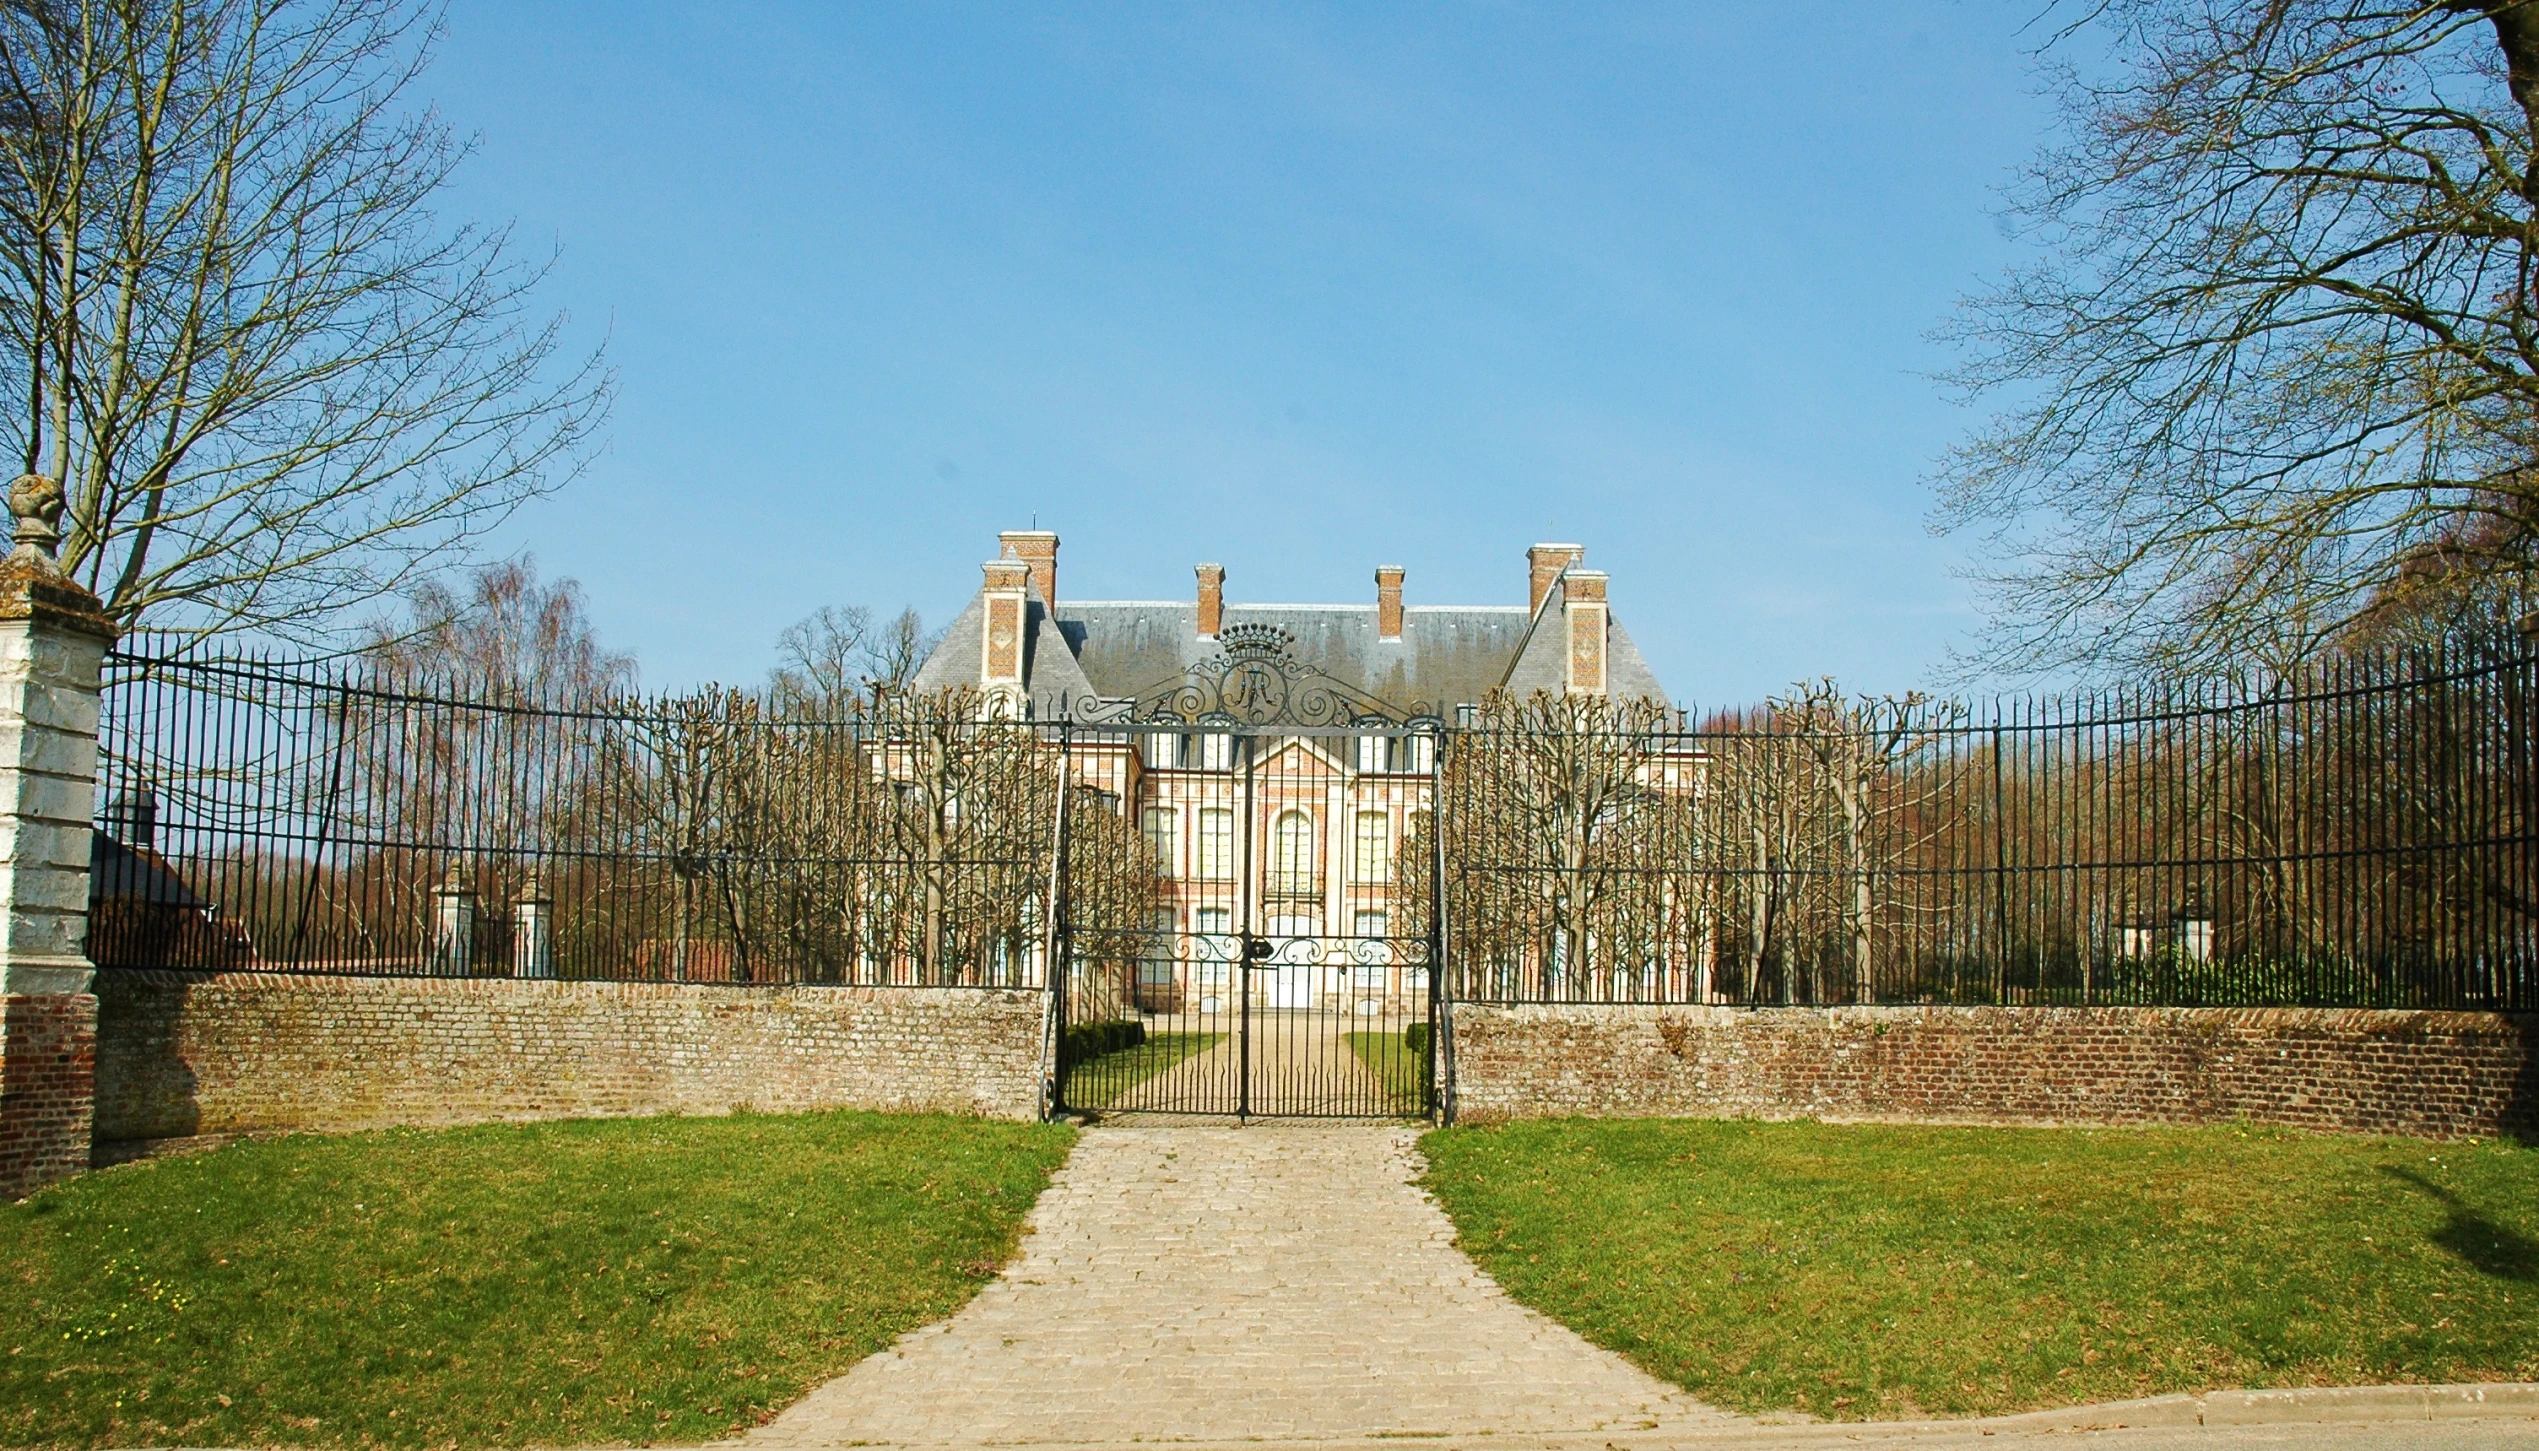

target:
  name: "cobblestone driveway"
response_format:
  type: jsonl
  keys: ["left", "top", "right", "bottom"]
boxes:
{"left": 748, "top": 1124, "right": 1736, "bottom": 1446}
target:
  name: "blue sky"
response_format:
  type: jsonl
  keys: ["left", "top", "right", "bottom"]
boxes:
{"left": 433, "top": 2, "right": 2058, "bottom": 707}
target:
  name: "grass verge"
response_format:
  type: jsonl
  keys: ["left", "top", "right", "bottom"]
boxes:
{"left": 1, "top": 1110, "right": 1075, "bottom": 1449}
{"left": 1420, "top": 1118, "right": 2539, "bottom": 1422}
{"left": 1346, "top": 1030, "right": 1432, "bottom": 1111}
{"left": 1068, "top": 1031, "right": 1222, "bottom": 1109}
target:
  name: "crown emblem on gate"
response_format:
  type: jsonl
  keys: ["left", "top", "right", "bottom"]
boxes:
{"left": 1216, "top": 623, "right": 1295, "bottom": 661}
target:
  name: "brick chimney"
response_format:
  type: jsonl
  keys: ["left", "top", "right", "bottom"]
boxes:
{"left": 1563, "top": 569, "right": 1609, "bottom": 696}
{"left": 1528, "top": 543, "right": 1584, "bottom": 614}
{"left": 998, "top": 530, "right": 1058, "bottom": 605}
{"left": 1375, "top": 565, "right": 1404, "bottom": 641}
{"left": 1196, "top": 563, "right": 1225, "bottom": 638}
{"left": 980, "top": 559, "right": 1031, "bottom": 703}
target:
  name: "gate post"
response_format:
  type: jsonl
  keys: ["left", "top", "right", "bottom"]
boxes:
{"left": 0, "top": 475, "right": 117, "bottom": 1199}
{"left": 431, "top": 865, "right": 477, "bottom": 976}
{"left": 1428, "top": 723, "right": 1455, "bottom": 1126}
{"left": 512, "top": 870, "right": 554, "bottom": 979}
{"left": 1041, "top": 725, "right": 1072, "bottom": 1119}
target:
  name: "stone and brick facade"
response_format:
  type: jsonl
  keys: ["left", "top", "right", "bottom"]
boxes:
{"left": 1451, "top": 1003, "right": 2539, "bottom": 1139}
{"left": 92, "top": 972, "right": 1047, "bottom": 1148}
{"left": 909, "top": 531, "right": 1676, "bottom": 1018}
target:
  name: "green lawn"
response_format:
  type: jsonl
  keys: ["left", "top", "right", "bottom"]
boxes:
{"left": 1, "top": 1110, "right": 1075, "bottom": 1449}
{"left": 1067, "top": 1030, "right": 1222, "bottom": 1109}
{"left": 1346, "top": 1030, "right": 1432, "bottom": 1111}
{"left": 1420, "top": 1118, "right": 2539, "bottom": 1422}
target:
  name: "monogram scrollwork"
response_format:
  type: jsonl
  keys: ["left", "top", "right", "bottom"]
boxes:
{"left": 1092, "top": 625, "right": 1441, "bottom": 727}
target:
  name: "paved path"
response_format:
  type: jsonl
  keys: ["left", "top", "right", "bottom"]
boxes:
{"left": 1108, "top": 1012, "right": 1406, "bottom": 1117}
{"left": 749, "top": 1124, "right": 1738, "bottom": 1446}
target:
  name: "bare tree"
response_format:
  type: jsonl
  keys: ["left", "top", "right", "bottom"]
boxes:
{"left": 864, "top": 607, "right": 939, "bottom": 693}
{"left": 366, "top": 555, "right": 635, "bottom": 703}
{"left": 766, "top": 604, "right": 939, "bottom": 710}
{"left": 1699, "top": 709, "right": 1826, "bottom": 1003}
{"left": 1778, "top": 680, "right": 1962, "bottom": 1002}
{"left": 1439, "top": 692, "right": 1675, "bottom": 999}
{"left": 320, "top": 557, "right": 634, "bottom": 953}
{"left": 0, "top": 0, "right": 607, "bottom": 640}
{"left": 767, "top": 605, "right": 873, "bottom": 710}
{"left": 1937, "top": 1, "right": 2539, "bottom": 675}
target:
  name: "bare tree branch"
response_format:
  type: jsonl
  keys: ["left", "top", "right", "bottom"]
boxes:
{"left": 1937, "top": 0, "right": 2539, "bottom": 676}
{"left": 0, "top": 0, "right": 609, "bottom": 641}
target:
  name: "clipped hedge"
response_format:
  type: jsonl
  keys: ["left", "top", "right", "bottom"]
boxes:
{"left": 1061, "top": 1019, "right": 1147, "bottom": 1068}
{"left": 1404, "top": 1022, "right": 1432, "bottom": 1056}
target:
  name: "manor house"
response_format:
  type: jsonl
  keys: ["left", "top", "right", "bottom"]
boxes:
{"left": 910, "top": 531, "right": 1675, "bottom": 1015}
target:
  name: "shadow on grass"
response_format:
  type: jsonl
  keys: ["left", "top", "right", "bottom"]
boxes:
{"left": 2381, "top": 1165, "right": 2539, "bottom": 1281}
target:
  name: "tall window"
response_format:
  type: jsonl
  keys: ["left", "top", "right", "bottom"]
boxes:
{"left": 1195, "top": 808, "right": 1234, "bottom": 880}
{"left": 1139, "top": 908, "right": 1177, "bottom": 987}
{"left": 1270, "top": 809, "right": 1317, "bottom": 896}
{"left": 1140, "top": 734, "right": 1180, "bottom": 769}
{"left": 1352, "top": 911, "right": 1391, "bottom": 985}
{"left": 1196, "top": 733, "right": 1234, "bottom": 770}
{"left": 1141, "top": 807, "right": 1177, "bottom": 875}
{"left": 1193, "top": 906, "right": 1232, "bottom": 987}
{"left": 1352, "top": 810, "right": 1390, "bottom": 883}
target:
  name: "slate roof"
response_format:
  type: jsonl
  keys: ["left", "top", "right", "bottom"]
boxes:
{"left": 913, "top": 568, "right": 1671, "bottom": 720}
{"left": 91, "top": 832, "right": 210, "bottom": 909}
{"left": 1500, "top": 577, "right": 1670, "bottom": 704}
{"left": 912, "top": 589, "right": 1097, "bottom": 718}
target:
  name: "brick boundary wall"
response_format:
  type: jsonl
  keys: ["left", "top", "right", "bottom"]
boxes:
{"left": 0, "top": 992, "right": 98, "bottom": 1195}
{"left": 92, "top": 972, "right": 1048, "bottom": 1149}
{"left": 1450, "top": 1005, "right": 2539, "bottom": 1139}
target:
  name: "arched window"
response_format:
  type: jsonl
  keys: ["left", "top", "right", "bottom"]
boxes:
{"left": 1270, "top": 809, "right": 1317, "bottom": 897}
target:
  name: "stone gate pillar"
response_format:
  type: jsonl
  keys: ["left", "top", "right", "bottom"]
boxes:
{"left": 0, "top": 474, "right": 116, "bottom": 1199}
{"left": 431, "top": 865, "right": 477, "bottom": 976}
{"left": 512, "top": 870, "right": 553, "bottom": 979}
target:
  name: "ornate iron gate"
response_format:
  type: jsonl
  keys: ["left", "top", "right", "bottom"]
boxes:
{"left": 1052, "top": 630, "right": 1445, "bottom": 1119}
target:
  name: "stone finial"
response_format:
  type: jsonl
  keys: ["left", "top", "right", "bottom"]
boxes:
{"left": 0, "top": 474, "right": 112, "bottom": 641}
{"left": 9, "top": 473, "right": 65, "bottom": 567}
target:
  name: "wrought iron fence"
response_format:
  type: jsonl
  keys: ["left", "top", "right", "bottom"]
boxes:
{"left": 90, "top": 636, "right": 1157, "bottom": 985}
{"left": 89, "top": 632, "right": 2539, "bottom": 1010}
{"left": 1419, "top": 638, "right": 2538, "bottom": 1010}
